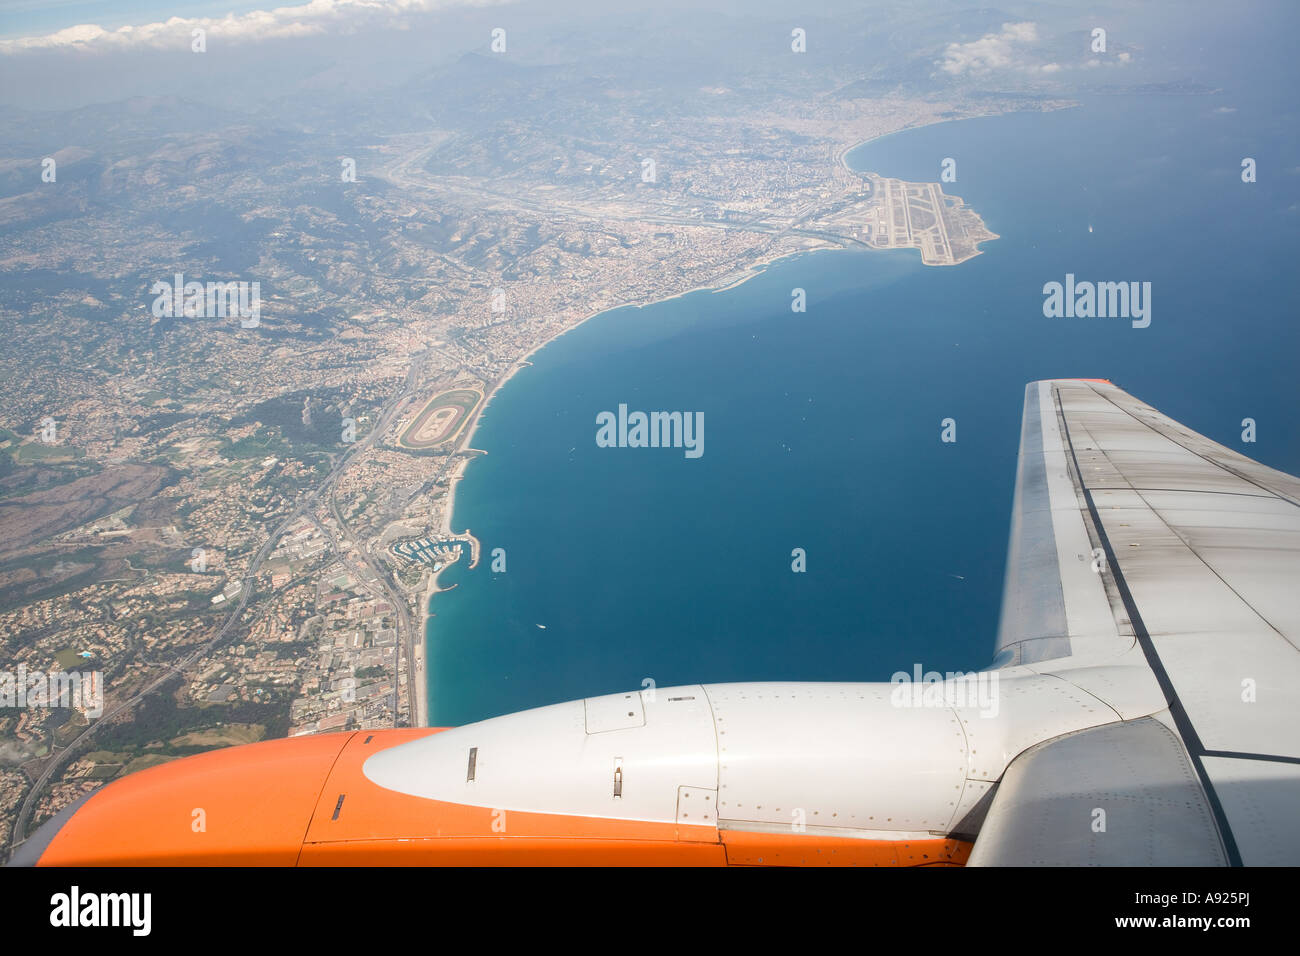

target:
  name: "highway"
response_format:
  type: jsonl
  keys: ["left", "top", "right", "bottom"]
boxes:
{"left": 8, "top": 350, "right": 428, "bottom": 854}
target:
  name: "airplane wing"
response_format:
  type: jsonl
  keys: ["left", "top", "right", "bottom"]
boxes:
{"left": 969, "top": 379, "right": 1300, "bottom": 866}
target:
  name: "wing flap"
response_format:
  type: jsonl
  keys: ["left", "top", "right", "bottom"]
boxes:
{"left": 967, "top": 717, "right": 1227, "bottom": 866}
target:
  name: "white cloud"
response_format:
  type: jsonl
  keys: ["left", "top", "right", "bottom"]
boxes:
{"left": 0, "top": 0, "right": 504, "bottom": 55}
{"left": 940, "top": 22, "right": 1135, "bottom": 77}
{"left": 1086, "top": 49, "right": 1134, "bottom": 69}
{"left": 939, "top": 21, "right": 1040, "bottom": 76}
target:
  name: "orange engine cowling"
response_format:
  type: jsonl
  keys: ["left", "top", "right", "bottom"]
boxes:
{"left": 17, "top": 727, "right": 969, "bottom": 866}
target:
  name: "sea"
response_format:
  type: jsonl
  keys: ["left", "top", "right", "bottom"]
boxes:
{"left": 426, "top": 89, "right": 1300, "bottom": 727}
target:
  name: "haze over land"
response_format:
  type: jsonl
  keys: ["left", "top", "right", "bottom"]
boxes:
{"left": 0, "top": 0, "right": 1283, "bottom": 856}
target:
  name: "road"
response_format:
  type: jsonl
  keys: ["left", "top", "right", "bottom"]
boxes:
{"left": 8, "top": 350, "right": 428, "bottom": 855}
{"left": 376, "top": 142, "right": 873, "bottom": 249}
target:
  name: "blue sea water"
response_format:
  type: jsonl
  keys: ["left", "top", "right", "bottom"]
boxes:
{"left": 427, "top": 91, "right": 1300, "bottom": 727}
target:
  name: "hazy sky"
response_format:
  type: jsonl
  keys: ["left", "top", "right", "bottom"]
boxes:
{"left": 0, "top": 0, "right": 1292, "bottom": 113}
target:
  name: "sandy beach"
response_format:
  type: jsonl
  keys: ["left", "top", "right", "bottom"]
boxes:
{"left": 411, "top": 531, "right": 461, "bottom": 727}
{"left": 411, "top": 619, "right": 428, "bottom": 727}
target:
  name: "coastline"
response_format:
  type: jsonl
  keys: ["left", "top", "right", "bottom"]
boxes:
{"left": 412, "top": 244, "right": 829, "bottom": 727}
{"left": 414, "top": 108, "right": 1047, "bottom": 725}
{"left": 834, "top": 102, "right": 1080, "bottom": 172}
{"left": 451, "top": 246, "right": 829, "bottom": 463}
{"left": 437, "top": 239, "right": 840, "bottom": 533}
{"left": 835, "top": 117, "right": 959, "bottom": 171}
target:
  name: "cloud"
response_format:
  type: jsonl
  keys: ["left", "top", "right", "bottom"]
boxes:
{"left": 940, "top": 23, "right": 1134, "bottom": 77}
{"left": 939, "top": 21, "right": 1041, "bottom": 76}
{"left": 0, "top": 0, "right": 505, "bottom": 55}
{"left": 1085, "top": 49, "right": 1133, "bottom": 69}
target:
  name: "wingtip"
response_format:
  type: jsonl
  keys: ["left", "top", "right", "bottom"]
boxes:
{"left": 1027, "top": 377, "right": 1114, "bottom": 387}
